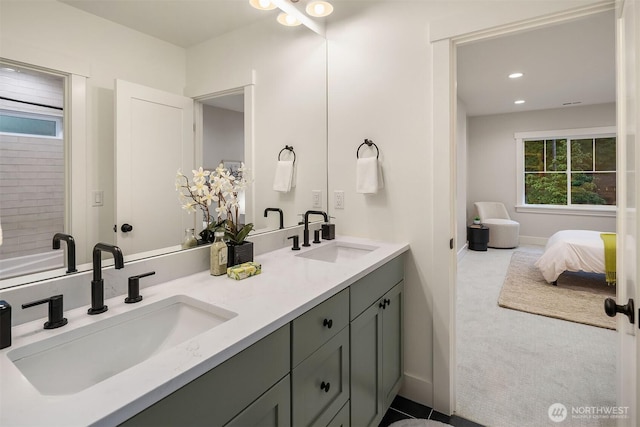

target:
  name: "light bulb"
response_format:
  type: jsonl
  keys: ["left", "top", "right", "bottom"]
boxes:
{"left": 277, "top": 12, "right": 301, "bottom": 26}
{"left": 508, "top": 72, "right": 524, "bottom": 79}
{"left": 249, "top": 0, "right": 276, "bottom": 11}
{"left": 306, "top": 1, "right": 333, "bottom": 17}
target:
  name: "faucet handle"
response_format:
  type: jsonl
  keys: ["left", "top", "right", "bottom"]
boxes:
{"left": 125, "top": 271, "right": 155, "bottom": 304}
{"left": 288, "top": 235, "right": 300, "bottom": 251}
{"left": 22, "top": 295, "right": 68, "bottom": 329}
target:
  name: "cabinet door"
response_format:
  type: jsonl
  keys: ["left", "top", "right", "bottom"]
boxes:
{"left": 226, "top": 375, "right": 291, "bottom": 427}
{"left": 292, "top": 327, "right": 350, "bottom": 427}
{"left": 381, "top": 282, "right": 403, "bottom": 410}
{"left": 326, "top": 401, "right": 350, "bottom": 427}
{"left": 350, "top": 302, "right": 383, "bottom": 427}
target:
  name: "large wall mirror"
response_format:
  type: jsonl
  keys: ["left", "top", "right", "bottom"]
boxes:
{"left": 0, "top": 0, "right": 327, "bottom": 289}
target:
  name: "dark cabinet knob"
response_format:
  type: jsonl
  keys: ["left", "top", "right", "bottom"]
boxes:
{"left": 323, "top": 318, "right": 333, "bottom": 329}
{"left": 604, "top": 298, "right": 635, "bottom": 324}
{"left": 121, "top": 224, "right": 133, "bottom": 233}
{"left": 320, "top": 381, "right": 331, "bottom": 392}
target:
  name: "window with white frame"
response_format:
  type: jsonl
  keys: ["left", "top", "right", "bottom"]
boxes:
{"left": 515, "top": 127, "right": 616, "bottom": 214}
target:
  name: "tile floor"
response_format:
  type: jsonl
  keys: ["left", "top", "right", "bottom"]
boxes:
{"left": 379, "top": 396, "right": 484, "bottom": 427}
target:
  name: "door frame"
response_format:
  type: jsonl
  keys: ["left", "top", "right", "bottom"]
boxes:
{"left": 430, "top": 0, "right": 620, "bottom": 415}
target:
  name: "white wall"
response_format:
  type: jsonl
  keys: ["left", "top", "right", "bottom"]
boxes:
{"left": 467, "top": 103, "right": 616, "bottom": 239}
{"left": 0, "top": 0, "right": 186, "bottom": 263}
{"left": 203, "top": 105, "right": 244, "bottom": 169}
{"left": 327, "top": 1, "right": 443, "bottom": 405}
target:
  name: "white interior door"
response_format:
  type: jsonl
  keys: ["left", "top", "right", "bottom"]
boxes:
{"left": 616, "top": 1, "right": 638, "bottom": 425}
{"left": 115, "top": 79, "right": 194, "bottom": 256}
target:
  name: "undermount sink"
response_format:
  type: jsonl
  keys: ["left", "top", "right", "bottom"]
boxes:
{"left": 296, "top": 241, "right": 379, "bottom": 263}
{"left": 8, "top": 295, "right": 237, "bottom": 395}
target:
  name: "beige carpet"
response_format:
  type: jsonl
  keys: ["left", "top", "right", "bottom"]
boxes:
{"left": 498, "top": 251, "right": 616, "bottom": 329}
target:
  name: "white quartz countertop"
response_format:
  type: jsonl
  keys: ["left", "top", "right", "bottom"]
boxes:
{"left": 0, "top": 236, "right": 409, "bottom": 427}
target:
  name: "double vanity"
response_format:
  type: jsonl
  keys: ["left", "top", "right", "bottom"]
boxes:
{"left": 0, "top": 236, "right": 408, "bottom": 426}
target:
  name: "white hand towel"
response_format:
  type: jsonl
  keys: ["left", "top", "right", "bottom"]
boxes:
{"left": 291, "top": 163, "right": 297, "bottom": 188}
{"left": 356, "top": 157, "right": 379, "bottom": 194}
{"left": 273, "top": 160, "right": 294, "bottom": 192}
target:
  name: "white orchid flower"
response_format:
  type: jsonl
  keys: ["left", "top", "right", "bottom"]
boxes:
{"left": 192, "top": 167, "right": 210, "bottom": 181}
{"left": 182, "top": 202, "right": 196, "bottom": 213}
{"left": 190, "top": 180, "right": 206, "bottom": 195}
{"left": 202, "top": 189, "right": 215, "bottom": 206}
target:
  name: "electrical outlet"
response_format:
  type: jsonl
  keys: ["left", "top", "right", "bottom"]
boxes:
{"left": 334, "top": 190, "right": 344, "bottom": 209}
{"left": 312, "top": 190, "right": 322, "bottom": 208}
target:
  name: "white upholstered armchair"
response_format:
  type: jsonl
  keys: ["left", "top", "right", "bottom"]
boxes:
{"left": 474, "top": 202, "right": 520, "bottom": 248}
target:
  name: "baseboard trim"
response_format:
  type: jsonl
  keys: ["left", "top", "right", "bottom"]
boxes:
{"left": 457, "top": 243, "right": 468, "bottom": 262}
{"left": 399, "top": 373, "right": 433, "bottom": 408}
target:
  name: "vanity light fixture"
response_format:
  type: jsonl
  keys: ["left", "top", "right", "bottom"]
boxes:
{"left": 249, "top": 0, "right": 277, "bottom": 10}
{"left": 514, "top": 99, "right": 526, "bottom": 105}
{"left": 508, "top": 72, "right": 524, "bottom": 79}
{"left": 306, "top": 1, "right": 333, "bottom": 17}
{"left": 277, "top": 12, "right": 302, "bottom": 26}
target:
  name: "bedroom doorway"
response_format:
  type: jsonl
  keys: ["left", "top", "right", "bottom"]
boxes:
{"left": 453, "top": 9, "right": 618, "bottom": 426}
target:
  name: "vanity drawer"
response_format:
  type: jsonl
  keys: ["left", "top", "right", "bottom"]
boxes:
{"left": 292, "top": 327, "right": 350, "bottom": 427}
{"left": 121, "top": 324, "right": 290, "bottom": 427}
{"left": 292, "top": 288, "right": 349, "bottom": 367}
{"left": 350, "top": 255, "right": 404, "bottom": 321}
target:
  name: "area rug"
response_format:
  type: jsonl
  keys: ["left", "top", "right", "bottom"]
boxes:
{"left": 498, "top": 251, "right": 616, "bottom": 329}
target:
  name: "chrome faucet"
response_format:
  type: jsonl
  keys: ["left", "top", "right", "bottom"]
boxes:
{"left": 303, "top": 210, "right": 328, "bottom": 247}
{"left": 89, "top": 243, "right": 124, "bottom": 315}
{"left": 52, "top": 233, "right": 77, "bottom": 273}
{"left": 264, "top": 207, "right": 284, "bottom": 229}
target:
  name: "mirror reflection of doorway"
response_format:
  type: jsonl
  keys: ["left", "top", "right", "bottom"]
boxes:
{"left": 201, "top": 92, "right": 245, "bottom": 224}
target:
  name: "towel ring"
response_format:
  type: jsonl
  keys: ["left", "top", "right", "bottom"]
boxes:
{"left": 278, "top": 145, "right": 296, "bottom": 164}
{"left": 356, "top": 139, "right": 379, "bottom": 159}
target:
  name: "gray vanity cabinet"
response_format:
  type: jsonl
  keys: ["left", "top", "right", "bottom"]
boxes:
{"left": 349, "top": 256, "right": 404, "bottom": 427}
{"left": 291, "top": 289, "right": 350, "bottom": 427}
{"left": 120, "top": 324, "right": 290, "bottom": 427}
{"left": 226, "top": 375, "right": 291, "bottom": 427}
{"left": 121, "top": 255, "right": 404, "bottom": 427}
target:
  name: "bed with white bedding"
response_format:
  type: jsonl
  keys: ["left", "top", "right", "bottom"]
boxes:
{"left": 534, "top": 230, "right": 608, "bottom": 284}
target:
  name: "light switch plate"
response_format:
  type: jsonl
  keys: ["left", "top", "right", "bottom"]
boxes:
{"left": 92, "top": 190, "right": 104, "bottom": 207}
{"left": 312, "top": 190, "right": 322, "bottom": 208}
{"left": 334, "top": 191, "right": 344, "bottom": 209}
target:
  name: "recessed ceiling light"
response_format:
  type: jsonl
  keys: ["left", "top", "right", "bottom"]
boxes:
{"left": 508, "top": 72, "right": 524, "bottom": 79}
{"left": 514, "top": 100, "right": 526, "bottom": 105}
{"left": 277, "top": 12, "right": 302, "bottom": 26}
